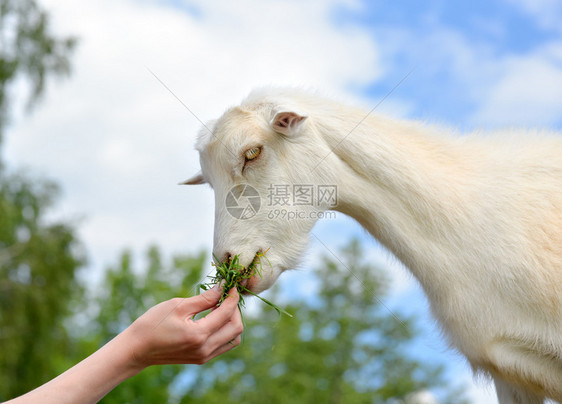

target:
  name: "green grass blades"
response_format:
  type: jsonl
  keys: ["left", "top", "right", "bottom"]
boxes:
{"left": 199, "top": 251, "right": 293, "bottom": 318}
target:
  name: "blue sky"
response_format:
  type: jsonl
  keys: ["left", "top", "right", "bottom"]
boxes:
{"left": 5, "top": 0, "right": 562, "bottom": 402}
{"left": 335, "top": 0, "right": 562, "bottom": 129}
{"left": 337, "top": 0, "right": 557, "bottom": 52}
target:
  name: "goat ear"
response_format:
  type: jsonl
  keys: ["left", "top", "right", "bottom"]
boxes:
{"left": 271, "top": 110, "right": 308, "bottom": 136}
{"left": 179, "top": 171, "right": 206, "bottom": 185}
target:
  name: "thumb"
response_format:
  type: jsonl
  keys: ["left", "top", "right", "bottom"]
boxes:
{"left": 181, "top": 285, "right": 223, "bottom": 316}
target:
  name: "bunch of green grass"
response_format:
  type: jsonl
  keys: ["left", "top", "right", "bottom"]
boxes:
{"left": 200, "top": 250, "right": 292, "bottom": 317}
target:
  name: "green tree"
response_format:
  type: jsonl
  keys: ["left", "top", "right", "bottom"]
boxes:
{"left": 0, "top": 174, "right": 85, "bottom": 399}
{"left": 183, "top": 239, "right": 468, "bottom": 404}
{"left": 0, "top": 0, "right": 78, "bottom": 399}
{"left": 0, "top": 0, "right": 76, "bottom": 143}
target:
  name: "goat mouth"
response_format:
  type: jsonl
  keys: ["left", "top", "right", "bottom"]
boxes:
{"left": 239, "top": 252, "right": 266, "bottom": 294}
{"left": 239, "top": 266, "right": 257, "bottom": 294}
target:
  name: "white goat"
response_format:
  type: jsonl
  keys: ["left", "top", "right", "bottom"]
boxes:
{"left": 184, "top": 88, "right": 562, "bottom": 403}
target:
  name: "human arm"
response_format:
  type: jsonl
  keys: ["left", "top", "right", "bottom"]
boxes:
{"left": 5, "top": 286, "right": 242, "bottom": 404}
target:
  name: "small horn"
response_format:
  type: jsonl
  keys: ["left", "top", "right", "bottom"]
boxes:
{"left": 179, "top": 172, "right": 206, "bottom": 185}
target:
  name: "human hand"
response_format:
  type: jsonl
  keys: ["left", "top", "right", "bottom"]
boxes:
{"left": 123, "top": 286, "right": 243, "bottom": 369}
{"left": 3, "top": 287, "right": 243, "bottom": 404}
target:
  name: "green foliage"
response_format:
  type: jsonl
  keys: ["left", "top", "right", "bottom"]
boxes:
{"left": 201, "top": 252, "right": 292, "bottom": 317}
{"left": 0, "top": 1, "right": 80, "bottom": 399}
{"left": 0, "top": 172, "right": 85, "bottom": 399}
{"left": 0, "top": 0, "right": 76, "bottom": 142}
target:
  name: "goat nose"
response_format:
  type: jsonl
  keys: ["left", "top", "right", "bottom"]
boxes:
{"left": 214, "top": 251, "right": 232, "bottom": 264}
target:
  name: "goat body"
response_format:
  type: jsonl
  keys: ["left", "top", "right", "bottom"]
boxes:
{"left": 322, "top": 106, "right": 562, "bottom": 403}
{"left": 188, "top": 89, "right": 562, "bottom": 403}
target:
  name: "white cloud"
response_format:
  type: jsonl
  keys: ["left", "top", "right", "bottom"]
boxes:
{"left": 467, "top": 380, "right": 499, "bottom": 404}
{"left": 471, "top": 43, "right": 562, "bottom": 128}
{"left": 504, "top": 0, "right": 562, "bottom": 32}
{"left": 370, "top": 15, "right": 562, "bottom": 130}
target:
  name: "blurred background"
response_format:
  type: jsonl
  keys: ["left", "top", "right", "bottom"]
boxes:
{"left": 1, "top": 0, "right": 561, "bottom": 402}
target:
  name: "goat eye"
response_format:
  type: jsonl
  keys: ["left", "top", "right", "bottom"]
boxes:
{"left": 244, "top": 146, "right": 261, "bottom": 161}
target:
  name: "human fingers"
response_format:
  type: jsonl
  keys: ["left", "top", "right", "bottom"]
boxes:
{"left": 178, "top": 286, "right": 222, "bottom": 317}
{"left": 204, "top": 298, "right": 243, "bottom": 347}
{"left": 196, "top": 325, "right": 243, "bottom": 365}
{"left": 196, "top": 288, "right": 240, "bottom": 333}
{"left": 206, "top": 334, "right": 242, "bottom": 362}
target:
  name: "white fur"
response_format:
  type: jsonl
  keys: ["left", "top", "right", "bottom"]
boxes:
{"left": 187, "top": 88, "right": 562, "bottom": 403}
